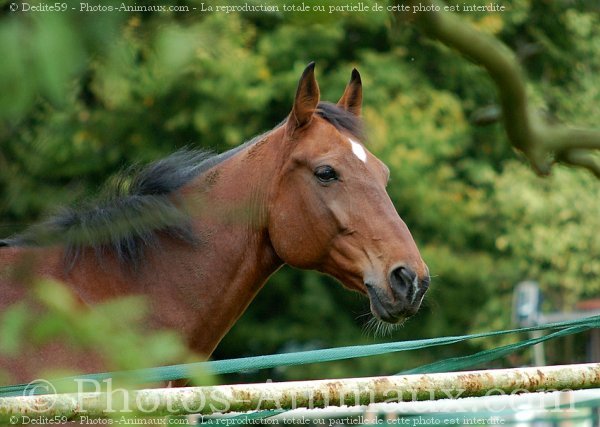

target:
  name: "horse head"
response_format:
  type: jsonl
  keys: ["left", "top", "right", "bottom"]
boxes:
{"left": 268, "top": 63, "right": 430, "bottom": 324}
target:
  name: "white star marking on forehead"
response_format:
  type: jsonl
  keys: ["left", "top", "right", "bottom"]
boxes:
{"left": 348, "top": 138, "right": 367, "bottom": 163}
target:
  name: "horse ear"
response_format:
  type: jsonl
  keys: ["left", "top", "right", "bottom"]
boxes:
{"left": 288, "top": 62, "right": 320, "bottom": 132}
{"left": 337, "top": 68, "right": 362, "bottom": 116}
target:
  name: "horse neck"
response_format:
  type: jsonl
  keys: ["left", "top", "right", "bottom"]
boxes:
{"left": 1, "top": 131, "right": 287, "bottom": 358}
{"left": 140, "top": 130, "right": 285, "bottom": 355}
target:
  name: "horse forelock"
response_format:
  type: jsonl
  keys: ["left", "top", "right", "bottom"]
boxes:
{"left": 316, "top": 102, "right": 364, "bottom": 141}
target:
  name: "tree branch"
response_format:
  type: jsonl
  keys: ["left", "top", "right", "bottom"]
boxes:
{"left": 398, "top": 1, "right": 600, "bottom": 178}
{"left": 557, "top": 149, "right": 600, "bottom": 179}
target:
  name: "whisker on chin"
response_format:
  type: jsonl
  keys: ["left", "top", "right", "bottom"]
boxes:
{"left": 362, "top": 316, "right": 405, "bottom": 338}
{"left": 355, "top": 311, "right": 373, "bottom": 320}
{"left": 362, "top": 317, "right": 378, "bottom": 337}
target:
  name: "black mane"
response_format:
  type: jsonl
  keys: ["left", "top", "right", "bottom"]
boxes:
{"left": 0, "top": 148, "right": 243, "bottom": 267}
{"left": 0, "top": 103, "right": 362, "bottom": 267}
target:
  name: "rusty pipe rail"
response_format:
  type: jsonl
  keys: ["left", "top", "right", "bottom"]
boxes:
{"left": 1, "top": 364, "right": 600, "bottom": 421}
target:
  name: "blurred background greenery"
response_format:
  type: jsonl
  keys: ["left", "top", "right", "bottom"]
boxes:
{"left": 0, "top": 0, "right": 599, "bottom": 384}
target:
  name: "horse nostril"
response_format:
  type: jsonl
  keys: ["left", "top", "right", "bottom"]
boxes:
{"left": 390, "top": 266, "right": 417, "bottom": 300}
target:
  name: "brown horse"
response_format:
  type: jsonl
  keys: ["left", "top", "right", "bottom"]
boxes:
{"left": 0, "top": 64, "right": 429, "bottom": 383}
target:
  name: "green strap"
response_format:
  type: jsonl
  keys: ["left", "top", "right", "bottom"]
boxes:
{"left": 2, "top": 315, "right": 599, "bottom": 397}
{"left": 402, "top": 324, "right": 593, "bottom": 374}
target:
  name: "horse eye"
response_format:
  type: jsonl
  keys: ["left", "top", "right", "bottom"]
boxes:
{"left": 314, "top": 165, "right": 338, "bottom": 183}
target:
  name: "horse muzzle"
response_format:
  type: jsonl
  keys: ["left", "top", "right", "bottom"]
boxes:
{"left": 365, "top": 266, "right": 430, "bottom": 323}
